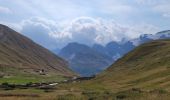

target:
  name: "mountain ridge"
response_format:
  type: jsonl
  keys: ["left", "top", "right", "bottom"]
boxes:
{"left": 59, "top": 42, "right": 112, "bottom": 76}
{"left": 58, "top": 30, "right": 170, "bottom": 76}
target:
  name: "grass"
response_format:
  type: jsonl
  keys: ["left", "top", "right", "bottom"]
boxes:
{"left": 0, "top": 75, "right": 66, "bottom": 84}
{"left": 0, "top": 66, "right": 67, "bottom": 84}
{"left": 0, "top": 39, "right": 170, "bottom": 99}
{"left": 0, "top": 87, "right": 169, "bottom": 100}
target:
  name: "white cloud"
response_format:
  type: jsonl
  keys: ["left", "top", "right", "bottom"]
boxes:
{"left": 60, "top": 17, "right": 127, "bottom": 45}
{"left": 60, "top": 17, "right": 160, "bottom": 46}
{"left": 0, "top": 6, "right": 12, "bottom": 14}
{"left": 20, "top": 17, "right": 64, "bottom": 49}
{"left": 20, "top": 17, "right": 74, "bottom": 49}
{"left": 125, "top": 24, "right": 160, "bottom": 37}
{"left": 61, "top": 17, "right": 100, "bottom": 45}
{"left": 2, "top": 16, "right": 160, "bottom": 49}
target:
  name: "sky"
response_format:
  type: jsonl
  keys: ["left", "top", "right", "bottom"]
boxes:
{"left": 0, "top": 0, "right": 170, "bottom": 50}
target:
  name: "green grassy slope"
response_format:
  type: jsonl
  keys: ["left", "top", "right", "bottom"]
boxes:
{"left": 94, "top": 39, "right": 170, "bottom": 91}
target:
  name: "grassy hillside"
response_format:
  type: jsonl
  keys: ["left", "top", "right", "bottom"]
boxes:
{"left": 0, "top": 24, "right": 76, "bottom": 83}
{"left": 96, "top": 39, "right": 170, "bottom": 91}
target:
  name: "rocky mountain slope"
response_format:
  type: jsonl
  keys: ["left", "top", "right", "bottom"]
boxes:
{"left": 59, "top": 42, "right": 112, "bottom": 76}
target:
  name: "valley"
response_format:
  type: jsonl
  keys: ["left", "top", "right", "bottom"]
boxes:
{"left": 0, "top": 24, "right": 170, "bottom": 100}
{"left": 1, "top": 0, "right": 170, "bottom": 99}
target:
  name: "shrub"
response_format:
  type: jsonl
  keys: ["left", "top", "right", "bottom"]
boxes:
{"left": 2, "top": 82, "right": 9, "bottom": 86}
{"left": 26, "top": 82, "right": 33, "bottom": 87}
{"left": 131, "top": 88, "right": 142, "bottom": 93}
{"left": 1, "top": 82, "right": 16, "bottom": 90}
{"left": 88, "top": 97, "right": 97, "bottom": 100}
{"left": 116, "top": 94, "right": 127, "bottom": 99}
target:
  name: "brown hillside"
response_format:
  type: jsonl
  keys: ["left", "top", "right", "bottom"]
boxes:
{"left": 0, "top": 24, "right": 75, "bottom": 77}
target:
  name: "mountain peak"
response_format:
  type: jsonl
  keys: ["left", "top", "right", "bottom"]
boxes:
{"left": 59, "top": 42, "right": 112, "bottom": 76}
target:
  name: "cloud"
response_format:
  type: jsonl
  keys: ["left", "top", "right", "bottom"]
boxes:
{"left": 125, "top": 24, "right": 160, "bottom": 37}
{"left": 0, "top": 6, "right": 12, "bottom": 14}
{"left": 60, "top": 17, "right": 159, "bottom": 45}
{"left": 20, "top": 17, "right": 73, "bottom": 49}
{"left": 61, "top": 17, "right": 128, "bottom": 45}
{"left": 61, "top": 17, "right": 99, "bottom": 45}
{"left": 94, "top": 22, "right": 159, "bottom": 45}
{"left": 0, "top": 0, "right": 168, "bottom": 51}
{"left": 20, "top": 17, "right": 62, "bottom": 49}
{"left": 3, "top": 16, "right": 159, "bottom": 49}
